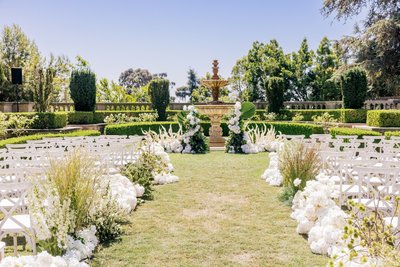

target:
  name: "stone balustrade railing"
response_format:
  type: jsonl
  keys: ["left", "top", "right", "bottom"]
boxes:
{"left": 1, "top": 99, "right": 400, "bottom": 113}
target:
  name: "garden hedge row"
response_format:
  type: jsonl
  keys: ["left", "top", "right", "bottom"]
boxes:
{"left": 0, "top": 130, "right": 100, "bottom": 148}
{"left": 286, "top": 109, "right": 367, "bottom": 123}
{"left": 384, "top": 131, "right": 400, "bottom": 139}
{"left": 367, "top": 110, "right": 400, "bottom": 127}
{"left": 329, "top": 127, "right": 381, "bottom": 139}
{"left": 5, "top": 112, "right": 68, "bottom": 129}
{"left": 104, "top": 121, "right": 323, "bottom": 138}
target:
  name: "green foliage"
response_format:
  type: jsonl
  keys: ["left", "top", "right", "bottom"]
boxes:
{"left": 32, "top": 112, "right": 67, "bottom": 129}
{"left": 148, "top": 79, "right": 170, "bottom": 121}
{"left": 122, "top": 160, "right": 155, "bottom": 201}
{"left": 68, "top": 111, "right": 94, "bottom": 124}
{"left": 341, "top": 68, "right": 368, "bottom": 109}
{"left": 88, "top": 194, "right": 124, "bottom": 243}
{"left": 286, "top": 109, "right": 367, "bottom": 123}
{"left": 291, "top": 113, "right": 304, "bottom": 122}
{"left": 2, "top": 112, "right": 67, "bottom": 129}
{"left": 0, "top": 130, "right": 100, "bottom": 148}
{"left": 330, "top": 127, "right": 381, "bottom": 138}
{"left": 384, "top": 131, "right": 400, "bottom": 139}
{"left": 105, "top": 121, "right": 323, "bottom": 138}
{"left": 69, "top": 69, "right": 97, "bottom": 111}
{"left": 247, "top": 122, "right": 324, "bottom": 137}
{"left": 104, "top": 112, "right": 157, "bottom": 124}
{"left": 367, "top": 110, "right": 400, "bottom": 127}
{"left": 311, "top": 37, "right": 342, "bottom": 100}
{"left": 32, "top": 55, "right": 57, "bottom": 112}
{"left": 265, "top": 77, "right": 285, "bottom": 113}
{"left": 240, "top": 102, "right": 256, "bottom": 120}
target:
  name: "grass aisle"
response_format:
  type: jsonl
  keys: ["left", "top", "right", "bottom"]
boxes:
{"left": 92, "top": 151, "right": 326, "bottom": 267}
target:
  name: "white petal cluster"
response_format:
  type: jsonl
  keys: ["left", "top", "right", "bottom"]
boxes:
{"left": 107, "top": 174, "right": 138, "bottom": 213}
{"left": 63, "top": 226, "right": 98, "bottom": 262}
{"left": 0, "top": 251, "right": 85, "bottom": 267}
{"left": 182, "top": 105, "right": 202, "bottom": 153}
{"left": 227, "top": 102, "right": 241, "bottom": 135}
{"left": 154, "top": 172, "right": 179, "bottom": 185}
{"left": 241, "top": 132, "right": 261, "bottom": 154}
{"left": 261, "top": 152, "right": 283, "bottom": 186}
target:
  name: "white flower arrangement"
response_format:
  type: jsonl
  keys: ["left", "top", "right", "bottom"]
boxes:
{"left": 181, "top": 105, "right": 207, "bottom": 154}
{"left": 261, "top": 152, "right": 283, "bottom": 186}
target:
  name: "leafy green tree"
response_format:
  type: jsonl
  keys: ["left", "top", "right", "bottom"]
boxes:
{"left": 0, "top": 24, "right": 40, "bottom": 101}
{"left": 243, "top": 41, "right": 265, "bottom": 101}
{"left": 31, "top": 55, "right": 57, "bottom": 112}
{"left": 119, "top": 68, "right": 153, "bottom": 89}
{"left": 289, "top": 38, "right": 315, "bottom": 101}
{"left": 311, "top": 37, "right": 340, "bottom": 100}
{"left": 148, "top": 79, "right": 170, "bottom": 121}
{"left": 175, "top": 86, "right": 189, "bottom": 101}
{"left": 230, "top": 57, "right": 247, "bottom": 100}
{"left": 322, "top": 0, "right": 400, "bottom": 96}
{"left": 97, "top": 78, "right": 136, "bottom": 103}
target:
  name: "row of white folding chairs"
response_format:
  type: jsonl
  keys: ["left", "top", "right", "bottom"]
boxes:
{"left": 320, "top": 157, "right": 400, "bottom": 230}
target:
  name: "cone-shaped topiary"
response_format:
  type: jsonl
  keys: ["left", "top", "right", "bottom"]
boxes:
{"left": 148, "top": 79, "right": 170, "bottom": 121}
{"left": 266, "top": 77, "right": 284, "bottom": 113}
{"left": 341, "top": 67, "right": 368, "bottom": 109}
{"left": 69, "top": 69, "right": 97, "bottom": 112}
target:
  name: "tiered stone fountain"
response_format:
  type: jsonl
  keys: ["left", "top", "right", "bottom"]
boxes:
{"left": 196, "top": 60, "right": 233, "bottom": 148}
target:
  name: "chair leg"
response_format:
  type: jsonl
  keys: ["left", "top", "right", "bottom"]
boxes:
{"left": 13, "top": 234, "right": 17, "bottom": 256}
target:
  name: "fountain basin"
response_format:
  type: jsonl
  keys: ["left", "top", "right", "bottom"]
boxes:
{"left": 196, "top": 104, "right": 234, "bottom": 147}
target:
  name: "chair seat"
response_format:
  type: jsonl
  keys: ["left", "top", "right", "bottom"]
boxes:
{"left": 377, "top": 185, "right": 400, "bottom": 195}
{"left": 335, "top": 184, "right": 367, "bottom": 195}
{"left": 0, "top": 198, "right": 26, "bottom": 209}
{"left": 384, "top": 217, "right": 399, "bottom": 229}
{"left": 0, "top": 214, "right": 31, "bottom": 231}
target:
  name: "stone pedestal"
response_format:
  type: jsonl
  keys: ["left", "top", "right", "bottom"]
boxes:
{"left": 196, "top": 104, "right": 234, "bottom": 148}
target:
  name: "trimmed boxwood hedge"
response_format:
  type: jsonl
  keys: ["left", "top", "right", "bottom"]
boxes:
{"left": 367, "top": 110, "right": 400, "bottom": 127}
{"left": 329, "top": 127, "right": 381, "bottom": 139}
{"left": 0, "top": 130, "right": 100, "bottom": 148}
{"left": 286, "top": 109, "right": 366, "bottom": 123}
{"left": 384, "top": 131, "right": 400, "bottom": 139}
{"left": 5, "top": 112, "right": 68, "bottom": 129}
{"left": 104, "top": 121, "right": 323, "bottom": 138}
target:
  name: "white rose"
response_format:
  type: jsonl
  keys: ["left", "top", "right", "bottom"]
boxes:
{"left": 294, "top": 178, "right": 302, "bottom": 187}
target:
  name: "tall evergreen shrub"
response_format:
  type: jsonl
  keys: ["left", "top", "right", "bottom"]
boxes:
{"left": 69, "top": 70, "right": 97, "bottom": 111}
{"left": 148, "top": 79, "right": 170, "bottom": 121}
{"left": 266, "top": 77, "right": 284, "bottom": 113}
{"left": 341, "top": 68, "right": 368, "bottom": 109}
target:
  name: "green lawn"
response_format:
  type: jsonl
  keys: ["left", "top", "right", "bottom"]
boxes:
{"left": 91, "top": 151, "right": 327, "bottom": 267}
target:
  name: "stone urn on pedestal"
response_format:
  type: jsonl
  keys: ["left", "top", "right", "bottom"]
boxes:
{"left": 196, "top": 60, "right": 233, "bottom": 148}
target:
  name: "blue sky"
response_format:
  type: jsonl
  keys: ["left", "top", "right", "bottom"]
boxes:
{"left": 0, "top": 0, "right": 359, "bottom": 88}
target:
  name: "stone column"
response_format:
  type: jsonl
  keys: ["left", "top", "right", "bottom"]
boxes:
{"left": 209, "top": 114, "right": 226, "bottom": 147}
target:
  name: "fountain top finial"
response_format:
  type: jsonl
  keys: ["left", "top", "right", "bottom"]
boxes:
{"left": 212, "top": 60, "right": 219, "bottom": 80}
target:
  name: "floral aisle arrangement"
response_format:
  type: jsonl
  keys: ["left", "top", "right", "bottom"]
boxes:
{"left": 145, "top": 126, "right": 184, "bottom": 153}
{"left": 225, "top": 102, "right": 256, "bottom": 153}
{"left": 1, "top": 142, "right": 179, "bottom": 266}
{"left": 122, "top": 139, "right": 179, "bottom": 201}
{"left": 177, "top": 105, "right": 208, "bottom": 154}
{"left": 290, "top": 173, "right": 400, "bottom": 266}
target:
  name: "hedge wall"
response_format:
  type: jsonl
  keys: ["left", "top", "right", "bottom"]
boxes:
{"left": 367, "top": 110, "right": 400, "bottom": 127}
{"left": 384, "top": 131, "right": 400, "bottom": 139}
{"left": 5, "top": 112, "right": 68, "bottom": 129}
{"left": 104, "top": 121, "right": 323, "bottom": 138}
{"left": 329, "top": 127, "right": 381, "bottom": 139}
{"left": 286, "top": 109, "right": 367, "bottom": 123}
{"left": 0, "top": 130, "right": 100, "bottom": 148}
